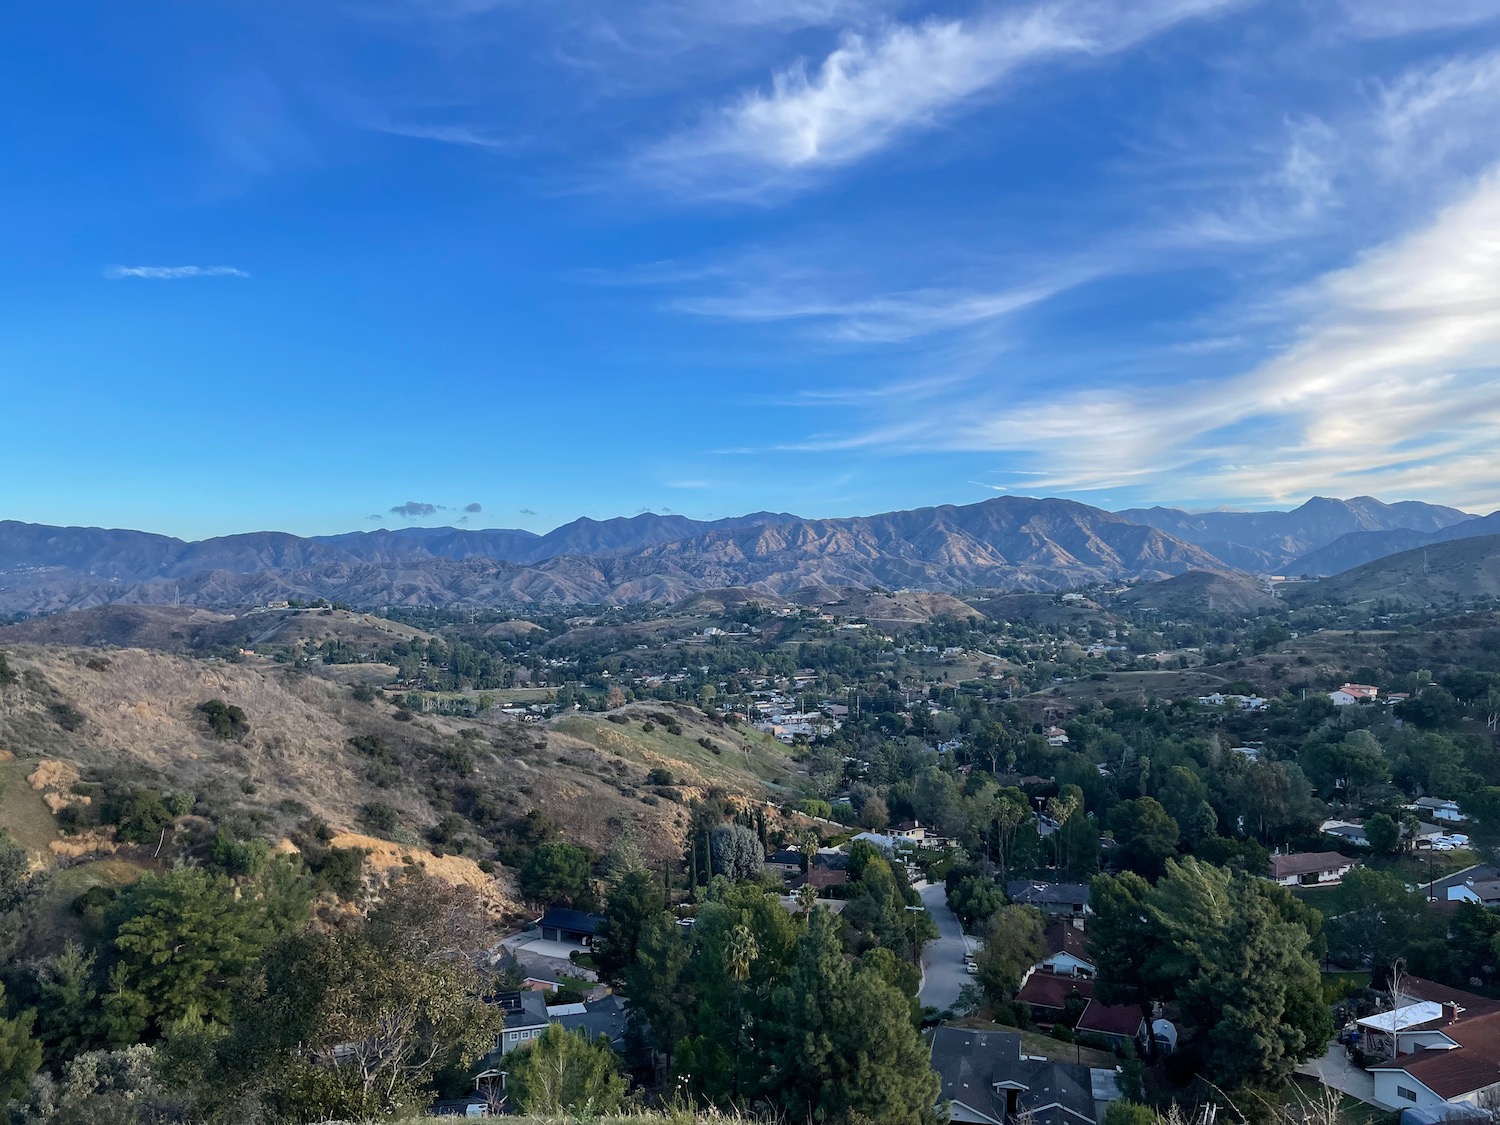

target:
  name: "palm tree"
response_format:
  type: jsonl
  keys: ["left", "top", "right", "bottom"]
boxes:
{"left": 724, "top": 923, "right": 758, "bottom": 983}
{"left": 795, "top": 883, "right": 818, "bottom": 918}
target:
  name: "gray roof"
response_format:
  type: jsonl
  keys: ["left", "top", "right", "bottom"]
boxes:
{"left": 552, "top": 995, "right": 629, "bottom": 1048}
{"left": 1006, "top": 881, "right": 1093, "bottom": 909}
{"left": 491, "top": 989, "right": 548, "bottom": 1029}
{"left": 930, "top": 1027, "right": 1099, "bottom": 1125}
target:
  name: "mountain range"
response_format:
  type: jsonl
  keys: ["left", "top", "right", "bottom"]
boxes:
{"left": 0, "top": 495, "right": 1490, "bottom": 614}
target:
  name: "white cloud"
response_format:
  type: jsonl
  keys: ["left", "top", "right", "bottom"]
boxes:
{"left": 369, "top": 119, "right": 519, "bottom": 149}
{"left": 927, "top": 166, "right": 1500, "bottom": 508}
{"left": 638, "top": 0, "right": 1240, "bottom": 199}
{"left": 675, "top": 278, "right": 1075, "bottom": 343}
{"left": 1338, "top": 0, "right": 1500, "bottom": 37}
{"left": 104, "top": 266, "right": 250, "bottom": 280}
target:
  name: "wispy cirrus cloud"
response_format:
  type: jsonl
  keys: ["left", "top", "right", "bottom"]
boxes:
{"left": 836, "top": 163, "right": 1500, "bottom": 509}
{"left": 1336, "top": 0, "right": 1500, "bottom": 37}
{"left": 675, "top": 277, "right": 1079, "bottom": 342}
{"left": 636, "top": 0, "right": 1241, "bottom": 200}
{"left": 369, "top": 119, "right": 521, "bottom": 149}
{"left": 104, "top": 265, "right": 249, "bottom": 280}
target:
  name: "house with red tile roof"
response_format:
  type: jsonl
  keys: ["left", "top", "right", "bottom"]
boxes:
{"left": 1366, "top": 979, "right": 1500, "bottom": 1111}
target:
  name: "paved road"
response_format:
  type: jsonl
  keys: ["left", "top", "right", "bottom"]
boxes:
{"left": 918, "top": 880, "right": 970, "bottom": 1012}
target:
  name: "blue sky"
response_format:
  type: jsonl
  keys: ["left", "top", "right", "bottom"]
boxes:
{"left": 5, "top": 0, "right": 1500, "bottom": 538}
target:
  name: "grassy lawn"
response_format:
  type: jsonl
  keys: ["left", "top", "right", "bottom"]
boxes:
{"left": 30, "top": 857, "right": 150, "bottom": 946}
{"left": 1370, "top": 850, "right": 1476, "bottom": 885}
{"left": 0, "top": 758, "right": 62, "bottom": 856}
{"left": 946, "top": 1017, "right": 1117, "bottom": 1069}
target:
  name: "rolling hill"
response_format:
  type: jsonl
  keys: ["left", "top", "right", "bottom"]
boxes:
{"left": 1289, "top": 510, "right": 1500, "bottom": 576}
{"left": 1281, "top": 534, "right": 1500, "bottom": 608}
{"left": 1115, "top": 571, "right": 1280, "bottom": 615}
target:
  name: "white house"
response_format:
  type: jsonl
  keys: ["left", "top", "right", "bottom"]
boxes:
{"left": 1412, "top": 797, "right": 1466, "bottom": 824}
{"left": 1268, "top": 852, "right": 1357, "bottom": 887}
{"left": 1329, "top": 690, "right": 1360, "bottom": 707}
{"left": 1448, "top": 878, "right": 1500, "bottom": 907}
{"left": 1368, "top": 1008, "right": 1500, "bottom": 1111}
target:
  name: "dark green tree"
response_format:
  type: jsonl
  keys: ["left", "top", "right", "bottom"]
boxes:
{"left": 764, "top": 911, "right": 939, "bottom": 1125}
{"left": 1364, "top": 812, "right": 1401, "bottom": 855}
{"left": 594, "top": 868, "right": 665, "bottom": 982}
{"left": 507, "top": 1024, "right": 626, "bottom": 1114}
{"left": 1109, "top": 798, "right": 1180, "bottom": 879}
{"left": 0, "top": 983, "right": 41, "bottom": 1104}
{"left": 519, "top": 841, "right": 594, "bottom": 908}
{"left": 974, "top": 905, "right": 1046, "bottom": 1006}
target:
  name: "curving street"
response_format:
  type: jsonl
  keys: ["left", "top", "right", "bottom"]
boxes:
{"left": 917, "top": 880, "right": 970, "bottom": 1011}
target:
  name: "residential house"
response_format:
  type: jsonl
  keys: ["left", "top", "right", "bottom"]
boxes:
{"left": 1268, "top": 852, "right": 1357, "bottom": 888}
{"left": 1412, "top": 798, "right": 1466, "bottom": 824}
{"left": 491, "top": 991, "right": 549, "bottom": 1056}
{"left": 1197, "top": 693, "right": 1227, "bottom": 706}
{"left": 1448, "top": 878, "right": 1500, "bottom": 907}
{"left": 1321, "top": 821, "right": 1370, "bottom": 849}
{"left": 1005, "top": 881, "right": 1093, "bottom": 918}
{"left": 891, "top": 820, "right": 928, "bottom": 843}
{"left": 1016, "top": 973, "right": 1094, "bottom": 1024}
{"left": 547, "top": 995, "right": 629, "bottom": 1052}
{"left": 1037, "top": 919, "right": 1096, "bottom": 978}
{"left": 538, "top": 908, "right": 603, "bottom": 947}
{"left": 1368, "top": 1006, "right": 1500, "bottom": 1111}
{"left": 929, "top": 1027, "right": 1119, "bottom": 1125}
{"left": 1075, "top": 1001, "right": 1148, "bottom": 1050}
{"left": 851, "top": 831, "right": 902, "bottom": 854}
{"left": 790, "top": 864, "right": 850, "bottom": 894}
{"left": 1044, "top": 726, "right": 1070, "bottom": 747}
{"left": 764, "top": 848, "right": 804, "bottom": 877}
{"left": 1230, "top": 746, "right": 1261, "bottom": 762}
{"left": 1330, "top": 683, "right": 1380, "bottom": 707}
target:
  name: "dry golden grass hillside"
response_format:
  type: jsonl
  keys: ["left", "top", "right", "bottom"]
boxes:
{"left": 0, "top": 644, "right": 803, "bottom": 883}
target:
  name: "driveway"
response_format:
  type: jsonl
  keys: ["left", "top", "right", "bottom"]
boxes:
{"left": 917, "top": 880, "right": 970, "bottom": 1012}
{"left": 1296, "top": 1041, "right": 1379, "bottom": 1106}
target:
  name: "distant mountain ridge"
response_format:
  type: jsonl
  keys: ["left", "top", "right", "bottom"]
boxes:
{"left": 0, "top": 494, "right": 1476, "bottom": 614}
{"left": 0, "top": 498, "right": 1221, "bottom": 613}
{"left": 1115, "top": 496, "right": 1474, "bottom": 571}
{"left": 1288, "top": 510, "right": 1500, "bottom": 576}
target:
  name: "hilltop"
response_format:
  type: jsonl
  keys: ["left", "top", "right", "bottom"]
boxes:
{"left": 1115, "top": 571, "right": 1279, "bottom": 616}
{"left": 1282, "top": 533, "right": 1500, "bottom": 608}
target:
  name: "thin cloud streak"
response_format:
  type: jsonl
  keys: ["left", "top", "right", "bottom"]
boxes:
{"left": 104, "top": 265, "right": 250, "bottom": 280}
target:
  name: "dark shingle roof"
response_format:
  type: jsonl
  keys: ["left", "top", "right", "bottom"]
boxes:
{"left": 929, "top": 1026, "right": 1099, "bottom": 1125}
{"left": 1045, "top": 920, "right": 1094, "bottom": 965}
{"left": 1006, "top": 881, "right": 1092, "bottom": 908}
{"left": 490, "top": 989, "right": 548, "bottom": 1029}
{"left": 539, "top": 907, "right": 603, "bottom": 935}
{"left": 553, "top": 995, "right": 629, "bottom": 1047}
